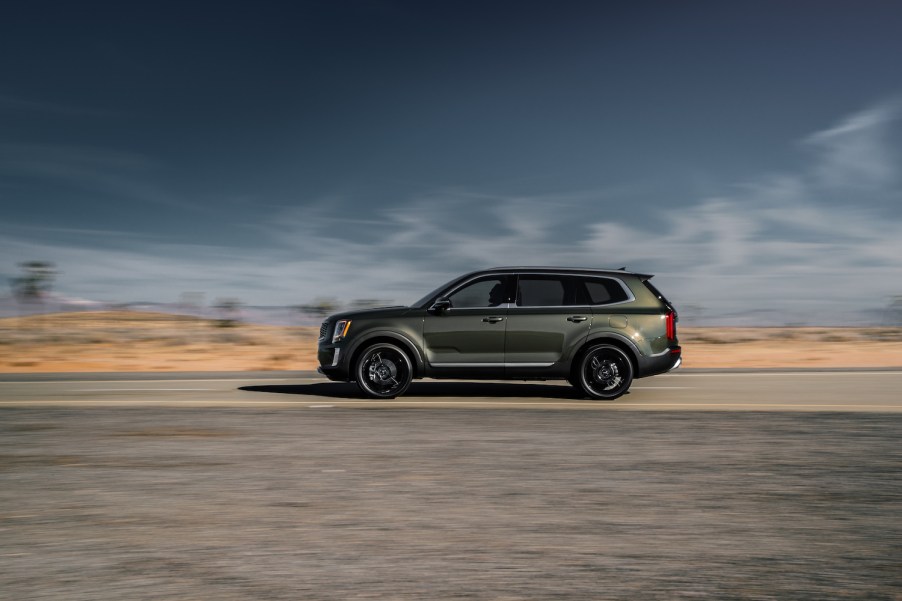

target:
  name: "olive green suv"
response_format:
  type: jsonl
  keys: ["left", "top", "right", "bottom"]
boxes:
{"left": 317, "top": 267, "right": 681, "bottom": 400}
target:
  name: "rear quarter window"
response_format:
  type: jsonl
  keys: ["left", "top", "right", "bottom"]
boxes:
{"left": 581, "top": 277, "right": 630, "bottom": 305}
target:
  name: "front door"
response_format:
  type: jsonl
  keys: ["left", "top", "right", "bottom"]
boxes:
{"left": 423, "top": 275, "right": 513, "bottom": 368}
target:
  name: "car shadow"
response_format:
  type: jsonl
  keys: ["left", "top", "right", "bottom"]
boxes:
{"left": 239, "top": 381, "right": 584, "bottom": 400}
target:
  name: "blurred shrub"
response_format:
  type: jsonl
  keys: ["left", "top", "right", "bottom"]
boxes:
{"left": 213, "top": 298, "right": 243, "bottom": 328}
{"left": 297, "top": 297, "right": 341, "bottom": 318}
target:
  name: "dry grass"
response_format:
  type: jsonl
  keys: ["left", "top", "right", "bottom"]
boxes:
{"left": 0, "top": 312, "right": 900, "bottom": 372}
{"left": 0, "top": 311, "right": 318, "bottom": 372}
{"left": 679, "top": 326, "right": 902, "bottom": 369}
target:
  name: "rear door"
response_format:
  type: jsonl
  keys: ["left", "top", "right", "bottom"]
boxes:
{"left": 504, "top": 274, "right": 591, "bottom": 367}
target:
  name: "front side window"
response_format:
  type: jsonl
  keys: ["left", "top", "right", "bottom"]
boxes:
{"left": 448, "top": 277, "right": 508, "bottom": 308}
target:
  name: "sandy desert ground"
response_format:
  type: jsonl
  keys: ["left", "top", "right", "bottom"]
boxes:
{"left": 0, "top": 311, "right": 900, "bottom": 373}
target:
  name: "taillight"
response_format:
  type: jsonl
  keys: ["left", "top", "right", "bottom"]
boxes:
{"left": 665, "top": 311, "right": 676, "bottom": 342}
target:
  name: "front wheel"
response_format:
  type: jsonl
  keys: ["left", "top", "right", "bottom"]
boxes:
{"left": 355, "top": 343, "right": 413, "bottom": 399}
{"left": 575, "top": 344, "right": 634, "bottom": 400}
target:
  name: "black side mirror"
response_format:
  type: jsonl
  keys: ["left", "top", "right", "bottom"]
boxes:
{"left": 429, "top": 297, "right": 451, "bottom": 313}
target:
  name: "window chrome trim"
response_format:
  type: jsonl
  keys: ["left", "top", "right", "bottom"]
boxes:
{"left": 511, "top": 299, "right": 633, "bottom": 309}
{"left": 442, "top": 303, "right": 512, "bottom": 312}
{"left": 508, "top": 305, "right": 594, "bottom": 310}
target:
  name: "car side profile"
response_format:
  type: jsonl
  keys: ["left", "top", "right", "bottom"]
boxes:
{"left": 317, "top": 267, "right": 681, "bottom": 400}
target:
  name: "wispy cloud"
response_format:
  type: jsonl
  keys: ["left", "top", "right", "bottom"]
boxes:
{"left": 575, "top": 101, "right": 902, "bottom": 322}
{"left": 803, "top": 99, "right": 899, "bottom": 189}
{"left": 2, "top": 102, "right": 900, "bottom": 324}
{"left": 0, "top": 143, "right": 210, "bottom": 213}
{"left": 257, "top": 101, "right": 902, "bottom": 323}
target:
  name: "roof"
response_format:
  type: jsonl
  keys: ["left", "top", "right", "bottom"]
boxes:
{"left": 483, "top": 266, "right": 653, "bottom": 278}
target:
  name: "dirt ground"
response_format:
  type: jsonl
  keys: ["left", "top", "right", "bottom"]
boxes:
{"left": 1, "top": 311, "right": 901, "bottom": 372}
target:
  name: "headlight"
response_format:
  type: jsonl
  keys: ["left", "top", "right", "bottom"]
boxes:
{"left": 332, "top": 320, "right": 352, "bottom": 343}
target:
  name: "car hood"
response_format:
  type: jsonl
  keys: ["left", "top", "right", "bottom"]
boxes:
{"left": 326, "top": 306, "right": 411, "bottom": 321}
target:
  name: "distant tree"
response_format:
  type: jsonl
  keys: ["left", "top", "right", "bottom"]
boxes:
{"left": 675, "top": 303, "right": 705, "bottom": 326}
{"left": 297, "top": 297, "right": 341, "bottom": 319}
{"left": 10, "top": 261, "right": 56, "bottom": 304}
{"left": 179, "top": 291, "right": 206, "bottom": 312}
{"left": 887, "top": 295, "right": 902, "bottom": 326}
{"left": 213, "top": 297, "right": 243, "bottom": 328}
{"left": 348, "top": 298, "right": 394, "bottom": 310}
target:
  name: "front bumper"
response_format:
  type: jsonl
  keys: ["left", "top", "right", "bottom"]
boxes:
{"left": 317, "top": 365, "right": 348, "bottom": 381}
{"left": 317, "top": 344, "right": 351, "bottom": 381}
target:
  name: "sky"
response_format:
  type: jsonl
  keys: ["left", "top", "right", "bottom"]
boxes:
{"left": 1, "top": 0, "right": 901, "bottom": 324}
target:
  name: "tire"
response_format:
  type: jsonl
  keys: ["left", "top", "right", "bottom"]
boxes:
{"left": 355, "top": 343, "right": 413, "bottom": 399}
{"left": 575, "top": 344, "right": 634, "bottom": 400}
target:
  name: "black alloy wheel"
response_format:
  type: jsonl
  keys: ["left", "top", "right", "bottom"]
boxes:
{"left": 576, "top": 344, "right": 634, "bottom": 400}
{"left": 355, "top": 343, "right": 413, "bottom": 399}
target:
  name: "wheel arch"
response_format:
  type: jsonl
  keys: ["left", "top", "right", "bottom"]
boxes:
{"left": 570, "top": 333, "right": 639, "bottom": 381}
{"left": 347, "top": 332, "right": 424, "bottom": 380}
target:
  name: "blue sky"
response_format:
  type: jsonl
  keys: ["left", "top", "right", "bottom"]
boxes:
{"left": 1, "top": 1, "right": 901, "bottom": 324}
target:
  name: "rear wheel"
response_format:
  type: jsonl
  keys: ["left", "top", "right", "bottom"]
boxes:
{"left": 575, "top": 344, "right": 633, "bottom": 400}
{"left": 355, "top": 343, "right": 413, "bottom": 399}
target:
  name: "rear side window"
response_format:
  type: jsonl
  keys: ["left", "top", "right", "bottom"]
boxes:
{"left": 580, "top": 277, "right": 630, "bottom": 305}
{"left": 517, "top": 277, "right": 566, "bottom": 306}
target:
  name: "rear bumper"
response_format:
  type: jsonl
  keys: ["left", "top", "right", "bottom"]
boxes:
{"left": 637, "top": 346, "right": 681, "bottom": 378}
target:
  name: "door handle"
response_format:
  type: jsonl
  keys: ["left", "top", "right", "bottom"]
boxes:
{"left": 482, "top": 316, "right": 504, "bottom": 323}
{"left": 567, "top": 315, "right": 588, "bottom": 323}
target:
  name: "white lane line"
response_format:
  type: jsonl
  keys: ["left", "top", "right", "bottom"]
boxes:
{"left": 608, "top": 403, "right": 902, "bottom": 408}
{"left": 309, "top": 405, "right": 334, "bottom": 408}
{"left": 2, "top": 378, "right": 323, "bottom": 384}
{"left": 73, "top": 388, "right": 218, "bottom": 392}
{"left": 662, "top": 371, "right": 902, "bottom": 377}
{"left": 630, "top": 386, "right": 694, "bottom": 390}
{"left": 1, "top": 400, "right": 899, "bottom": 410}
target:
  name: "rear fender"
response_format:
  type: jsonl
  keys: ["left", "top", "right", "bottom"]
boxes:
{"left": 573, "top": 332, "right": 642, "bottom": 376}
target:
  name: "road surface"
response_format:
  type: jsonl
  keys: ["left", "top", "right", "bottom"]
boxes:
{"left": 1, "top": 369, "right": 901, "bottom": 410}
{"left": 1, "top": 370, "right": 900, "bottom": 600}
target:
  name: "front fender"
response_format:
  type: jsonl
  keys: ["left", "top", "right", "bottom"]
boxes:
{"left": 344, "top": 330, "right": 426, "bottom": 376}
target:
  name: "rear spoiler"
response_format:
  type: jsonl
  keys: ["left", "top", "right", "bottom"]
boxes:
{"left": 641, "top": 278, "right": 677, "bottom": 318}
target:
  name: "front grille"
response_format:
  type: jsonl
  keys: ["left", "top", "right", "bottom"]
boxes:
{"left": 319, "top": 321, "right": 329, "bottom": 341}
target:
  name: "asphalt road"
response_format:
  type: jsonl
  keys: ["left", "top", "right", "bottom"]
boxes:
{"left": 1, "top": 369, "right": 901, "bottom": 411}
{"left": 2, "top": 371, "right": 901, "bottom": 600}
